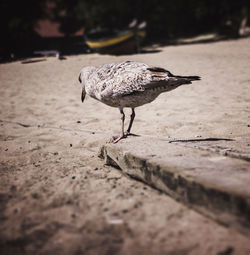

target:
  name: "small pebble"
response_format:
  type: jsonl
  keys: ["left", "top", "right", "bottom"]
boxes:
{"left": 107, "top": 219, "right": 124, "bottom": 225}
{"left": 31, "top": 193, "right": 39, "bottom": 199}
{"left": 72, "top": 176, "right": 76, "bottom": 179}
{"left": 10, "top": 185, "right": 16, "bottom": 192}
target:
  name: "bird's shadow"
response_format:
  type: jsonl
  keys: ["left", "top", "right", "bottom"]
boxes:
{"left": 167, "top": 137, "right": 234, "bottom": 143}
{"left": 127, "top": 133, "right": 140, "bottom": 137}
{"left": 129, "top": 135, "right": 234, "bottom": 143}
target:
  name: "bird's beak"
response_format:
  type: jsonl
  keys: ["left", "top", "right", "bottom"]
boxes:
{"left": 78, "top": 73, "right": 82, "bottom": 83}
{"left": 79, "top": 73, "right": 86, "bottom": 103}
{"left": 81, "top": 88, "right": 86, "bottom": 103}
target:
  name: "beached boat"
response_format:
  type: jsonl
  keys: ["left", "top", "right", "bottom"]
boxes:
{"left": 85, "top": 22, "right": 146, "bottom": 54}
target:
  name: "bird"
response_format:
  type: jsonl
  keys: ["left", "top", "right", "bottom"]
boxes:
{"left": 78, "top": 61, "right": 200, "bottom": 143}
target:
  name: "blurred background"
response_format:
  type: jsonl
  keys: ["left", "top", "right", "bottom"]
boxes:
{"left": 1, "top": 0, "right": 250, "bottom": 60}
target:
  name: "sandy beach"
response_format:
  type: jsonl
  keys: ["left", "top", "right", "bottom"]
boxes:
{"left": 0, "top": 37, "right": 250, "bottom": 254}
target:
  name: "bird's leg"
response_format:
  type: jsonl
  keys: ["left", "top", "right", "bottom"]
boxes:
{"left": 126, "top": 108, "right": 135, "bottom": 135}
{"left": 113, "top": 108, "right": 126, "bottom": 143}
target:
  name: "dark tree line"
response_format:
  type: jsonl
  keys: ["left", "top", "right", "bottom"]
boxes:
{"left": 1, "top": 0, "right": 250, "bottom": 58}
{"left": 51, "top": 0, "right": 249, "bottom": 38}
{"left": 0, "top": 0, "right": 47, "bottom": 57}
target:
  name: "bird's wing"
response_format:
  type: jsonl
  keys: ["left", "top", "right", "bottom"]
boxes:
{"left": 97, "top": 61, "right": 147, "bottom": 98}
{"left": 99, "top": 62, "right": 173, "bottom": 99}
{"left": 96, "top": 62, "right": 200, "bottom": 99}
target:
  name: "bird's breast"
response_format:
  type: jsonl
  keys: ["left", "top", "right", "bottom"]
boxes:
{"left": 99, "top": 90, "right": 160, "bottom": 108}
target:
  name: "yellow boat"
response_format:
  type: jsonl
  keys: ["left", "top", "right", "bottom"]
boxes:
{"left": 85, "top": 27, "right": 146, "bottom": 54}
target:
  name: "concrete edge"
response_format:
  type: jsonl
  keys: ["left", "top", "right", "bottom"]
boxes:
{"left": 99, "top": 143, "right": 250, "bottom": 236}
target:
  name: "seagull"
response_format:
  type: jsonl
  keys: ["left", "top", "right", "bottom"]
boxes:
{"left": 79, "top": 61, "right": 200, "bottom": 143}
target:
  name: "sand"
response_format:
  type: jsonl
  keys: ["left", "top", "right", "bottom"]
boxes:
{"left": 0, "top": 37, "right": 250, "bottom": 254}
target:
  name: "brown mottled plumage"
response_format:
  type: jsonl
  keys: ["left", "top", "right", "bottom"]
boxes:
{"left": 79, "top": 61, "right": 200, "bottom": 143}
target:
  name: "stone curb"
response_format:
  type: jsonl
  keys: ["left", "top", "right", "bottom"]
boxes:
{"left": 99, "top": 137, "right": 250, "bottom": 236}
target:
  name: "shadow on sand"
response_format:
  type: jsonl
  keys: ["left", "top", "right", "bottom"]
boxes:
{"left": 168, "top": 138, "right": 234, "bottom": 143}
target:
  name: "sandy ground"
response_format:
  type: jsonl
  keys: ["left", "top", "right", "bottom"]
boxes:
{"left": 0, "top": 37, "right": 250, "bottom": 255}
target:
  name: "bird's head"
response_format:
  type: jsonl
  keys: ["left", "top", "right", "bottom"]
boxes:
{"left": 78, "top": 66, "right": 96, "bottom": 103}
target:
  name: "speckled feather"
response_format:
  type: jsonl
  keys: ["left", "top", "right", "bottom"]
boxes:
{"left": 79, "top": 61, "right": 200, "bottom": 108}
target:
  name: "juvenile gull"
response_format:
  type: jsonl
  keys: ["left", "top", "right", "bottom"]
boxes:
{"left": 79, "top": 61, "right": 200, "bottom": 143}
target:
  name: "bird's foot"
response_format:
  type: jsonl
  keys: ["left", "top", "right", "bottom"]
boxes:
{"left": 124, "top": 131, "right": 131, "bottom": 137}
{"left": 124, "top": 131, "right": 138, "bottom": 137}
{"left": 111, "top": 134, "right": 127, "bottom": 143}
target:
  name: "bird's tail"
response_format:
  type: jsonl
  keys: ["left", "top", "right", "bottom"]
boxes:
{"left": 168, "top": 75, "right": 201, "bottom": 87}
{"left": 174, "top": 75, "right": 201, "bottom": 82}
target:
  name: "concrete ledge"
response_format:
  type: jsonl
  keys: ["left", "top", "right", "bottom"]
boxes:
{"left": 99, "top": 136, "right": 250, "bottom": 235}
